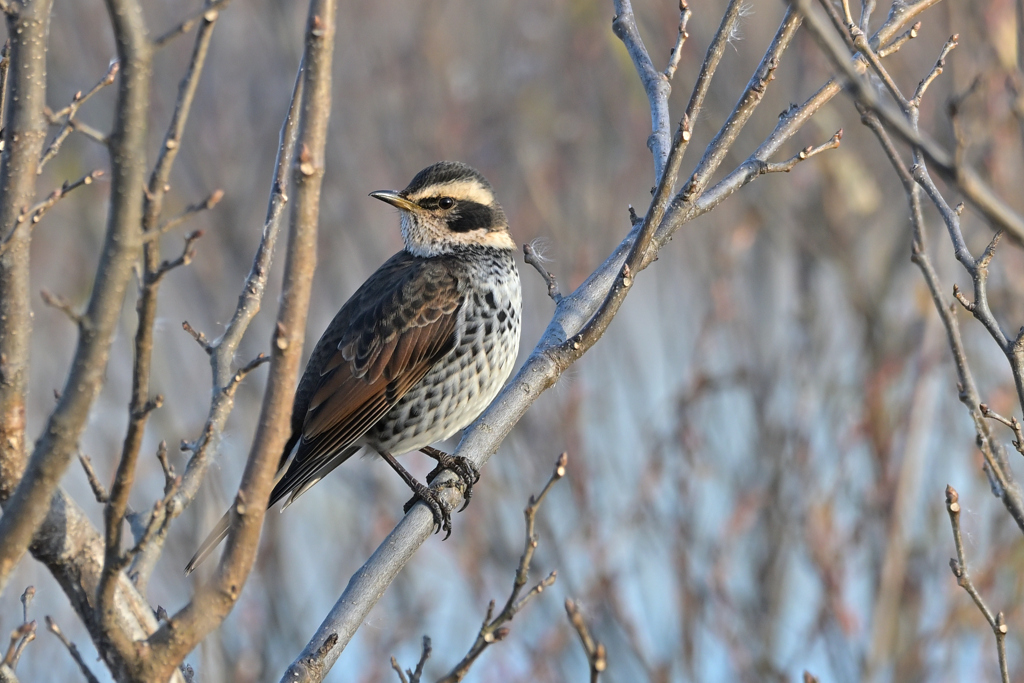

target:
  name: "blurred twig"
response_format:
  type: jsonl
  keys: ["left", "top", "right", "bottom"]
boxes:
{"left": 848, "top": 5, "right": 1024, "bottom": 531}
{"left": 40, "top": 60, "right": 119, "bottom": 170}
{"left": 390, "top": 636, "right": 430, "bottom": 683}
{"left": 565, "top": 598, "right": 606, "bottom": 683}
{"left": 45, "top": 616, "right": 100, "bottom": 683}
{"left": 945, "top": 486, "right": 1010, "bottom": 683}
{"left": 789, "top": 0, "right": 1024, "bottom": 244}
{"left": 153, "top": 0, "right": 234, "bottom": 47}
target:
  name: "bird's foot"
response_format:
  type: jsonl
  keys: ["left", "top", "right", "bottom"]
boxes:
{"left": 403, "top": 479, "right": 454, "bottom": 539}
{"left": 422, "top": 446, "right": 480, "bottom": 511}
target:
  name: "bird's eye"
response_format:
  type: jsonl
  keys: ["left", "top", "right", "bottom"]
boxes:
{"left": 438, "top": 197, "right": 455, "bottom": 210}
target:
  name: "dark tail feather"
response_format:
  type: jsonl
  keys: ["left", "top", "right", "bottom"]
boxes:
{"left": 185, "top": 437, "right": 300, "bottom": 575}
{"left": 184, "top": 508, "right": 232, "bottom": 575}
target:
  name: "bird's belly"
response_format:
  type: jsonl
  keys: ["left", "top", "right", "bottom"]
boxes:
{"left": 366, "top": 297, "right": 521, "bottom": 455}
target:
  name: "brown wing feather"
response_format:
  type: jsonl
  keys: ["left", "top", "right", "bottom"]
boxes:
{"left": 268, "top": 251, "right": 462, "bottom": 508}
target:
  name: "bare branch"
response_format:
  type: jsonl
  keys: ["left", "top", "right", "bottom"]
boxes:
{"left": 150, "top": 229, "right": 203, "bottom": 283}
{"left": 877, "top": 21, "right": 920, "bottom": 58}
{"left": 390, "top": 636, "right": 431, "bottom": 683}
{"left": 0, "top": 170, "right": 107, "bottom": 253}
{"left": 2, "top": 622, "right": 34, "bottom": 671}
{"left": 76, "top": 453, "right": 108, "bottom": 504}
{"left": 912, "top": 33, "right": 959, "bottom": 106}
{"left": 858, "top": 103, "right": 1024, "bottom": 531}
{"left": 0, "top": 586, "right": 36, "bottom": 671}
{"left": 762, "top": 129, "right": 843, "bottom": 173}
{"left": 144, "top": 6, "right": 220, "bottom": 237}
{"left": 152, "top": 189, "right": 223, "bottom": 237}
{"left": 788, "top": 0, "right": 1024, "bottom": 244}
{"left": 153, "top": 0, "right": 234, "bottom": 48}
{"left": 682, "top": 7, "right": 802, "bottom": 202}
{"left": 565, "top": 598, "right": 607, "bottom": 683}
{"left": 44, "top": 617, "right": 100, "bottom": 683}
{"left": 39, "top": 290, "right": 82, "bottom": 327}
{"left": 663, "top": 1, "right": 691, "bottom": 80}
{"left": 436, "top": 453, "right": 566, "bottom": 683}
{"left": 945, "top": 486, "right": 1010, "bottom": 683}
{"left": 0, "top": 1, "right": 153, "bottom": 667}
{"left": 523, "top": 242, "right": 561, "bottom": 303}
{"left": 279, "top": 4, "right": 934, "bottom": 678}
{"left": 166, "top": 48, "right": 305, "bottom": 521}
{"left": 181, "top": 320, "right": 213, "bottom": 354}
{"left": 980, "top": 404, "right": 1024, "bottom": 456}
{"left": 610, "top": 0, "right": 676, "bottom": 180}
{"left": 0, "top": 0, "right": 59, "bottom": 507}
{"left": 39, "top": 60, "right": 119, "bottom": 171}
{"left": 0, "top": 41, "right": 10, "bottom": 127}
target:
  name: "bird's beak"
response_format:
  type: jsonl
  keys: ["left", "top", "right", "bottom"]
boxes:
{"left": 369, "top": 190, "right": 419, "bottom": 212}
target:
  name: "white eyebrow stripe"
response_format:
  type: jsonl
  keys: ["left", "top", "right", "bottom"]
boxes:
{"left": 407, "top": 179, "right": 495, "bottom": 206}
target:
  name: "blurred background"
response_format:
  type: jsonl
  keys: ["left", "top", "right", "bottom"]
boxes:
{"left": 2, "top": 0, "right": 1024, "bottom": 680}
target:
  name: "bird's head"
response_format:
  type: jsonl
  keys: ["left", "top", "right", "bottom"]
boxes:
{"left": 370, "top": 161, "right": 514, "bottom": 258}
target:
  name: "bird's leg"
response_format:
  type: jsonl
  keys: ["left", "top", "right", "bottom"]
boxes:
{"left": 377, "top": 450, "right": 453, "bottom": 538}
{"left": 420, "top": 446, "right": 480, "bottom": 511}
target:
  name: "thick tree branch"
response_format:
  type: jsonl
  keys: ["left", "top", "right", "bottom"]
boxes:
{"left": 0, "top": 0, "right": 151, "bottom": 599}
{"left": 0, "top": 0, "right": 55, "bottom": 506}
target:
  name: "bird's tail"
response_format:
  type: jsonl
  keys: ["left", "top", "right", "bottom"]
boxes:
{"left": 184, "top": 508, "right": 232, "bottom": 575}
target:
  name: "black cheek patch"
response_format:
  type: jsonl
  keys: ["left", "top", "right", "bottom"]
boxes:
{"left": 448, "top": 202, "right": 494, "bottom": 233}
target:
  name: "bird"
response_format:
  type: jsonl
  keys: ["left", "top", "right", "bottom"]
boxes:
{"left": 185, "top": 161, "right": 522, "bottom": 574}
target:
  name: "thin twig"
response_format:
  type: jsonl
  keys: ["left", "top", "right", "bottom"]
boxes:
{"left": 390, "top": 636, "right": 431, "bottom": 683}
{"left": 788, "top": 0, "right": 1024, "bottom": 244}
{"left": 436, "top": 453, "right": 566, "bottom": 683}
{"left": 153, "top": 0, "right": 234, "bottom": 47}
{"left": 523, "top": 243, "right": 562, "bottom": 303}
{"left": 77, "top": 453, "right": 109, "bottom": 503}
{"left": 45, "top": 617, "right": 100, "bottom": 683}
{"left": 0, "top": 41, "right": 10, "bottom": 128}
{"left": 980, "top": 404, "right": 1024, "bottom": 456}
{"left": 25, "top": 170, "right": 104, "bottom": 224}
{"left": 39, "top": 290, "right": 83, "bottom": 327}
{"left": 0, "top": 170, "right": 104, "bottom": 256}
{"left": 663, "top": 0, "right": 692, "bottom": 80}
{"left": 565, "top": 598, "right": 607, "bottom": 683}
{"left": 152, "top": 189, "right": 223, "bottom": 237}
{"left": 40, "top": 61, "right": 119, "bottom": 171}
{"left": 945, "top": 486, "right": 1010, "bottom": 683}
{"left": 181, "top": 320, "right": 213, "bottom": 354}
{"left": 877, "top": 21, "right": 920, "bottom": 58}
{"left": 762, "top": 129, "right": 843, "bottom": 172}
{"left": 149, "top": 230, "right": 203, "bottom": 283}
{"left": 682, "top": 7, "right": 803, "bottom": 202}
{"left": 912, "top": 34, "right": 959, "bottom": 107}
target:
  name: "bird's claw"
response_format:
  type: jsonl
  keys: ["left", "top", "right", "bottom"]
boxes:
{"left": 422, "top": 447, "right": 480, "bottom": 512}
{"left": 404, "top": 480, "right": 454, "bottom": 539}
